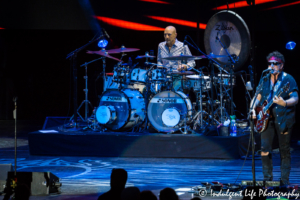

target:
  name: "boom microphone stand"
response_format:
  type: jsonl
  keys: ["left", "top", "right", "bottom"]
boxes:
{"left": 66, "top": 33, "right": 105, "bottom": 130}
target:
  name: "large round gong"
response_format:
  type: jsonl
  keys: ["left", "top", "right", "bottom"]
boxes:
{"left": 204, "top": 10, "right": 251, "bottom": 71}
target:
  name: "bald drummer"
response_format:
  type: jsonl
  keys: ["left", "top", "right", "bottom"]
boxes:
{"left": 157, "top": 26, "right": 196, "bottom": 72}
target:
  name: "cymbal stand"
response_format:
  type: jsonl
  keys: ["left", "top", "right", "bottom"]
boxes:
{"left": 66, "top": 33, "right": 106, "bottom": 129}
{"left": 141, "top": 63, "right": 157, "bottom": 132}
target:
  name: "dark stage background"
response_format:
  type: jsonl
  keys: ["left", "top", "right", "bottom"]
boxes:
{"left": 0, "top": 0, "right": 300, "bottom": 121}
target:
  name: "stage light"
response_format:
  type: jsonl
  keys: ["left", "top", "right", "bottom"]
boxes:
{"left": 98, "top": 39, "right": 108, "bottom": 48}
{"left": 286, "top": 41, "right": 296, "bottom": 50}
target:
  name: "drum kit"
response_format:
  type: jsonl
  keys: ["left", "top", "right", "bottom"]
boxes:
{"left": 78, "top": 45, "right": 239, "bottom": 134}
{"left": 65, "top": 10, "right": 251, "bottom": 135}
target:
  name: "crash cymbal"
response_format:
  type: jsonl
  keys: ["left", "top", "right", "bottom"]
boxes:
{"left": 204, "top": 10, "right": 251, "bottom": 71}
{"left": 171, "top": 71, "right": 195, "bottom": 75}
{"left": 136, "top": 55, "right": 156, "bottom": 59}
{"left": 162, "top": 54, "right": 201, "bottom": 61}
{"left": 106, "top": 46, "right": 140, "bottom": 54}
{"left": 86, "top": 50, "right": 122, "bottom": 62}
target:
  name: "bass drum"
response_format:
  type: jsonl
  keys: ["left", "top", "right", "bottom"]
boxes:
{"left": 147, "top": 91, "right": 192, "bottom": 133}
{"left": 97, "top": 89, "right": 145, "bottom": 131}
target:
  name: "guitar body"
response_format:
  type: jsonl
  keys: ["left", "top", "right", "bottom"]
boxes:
{"left": 254, "top": 100, "right": 270, "bottom": 133}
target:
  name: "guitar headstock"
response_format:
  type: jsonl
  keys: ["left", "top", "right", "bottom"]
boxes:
{"left": 282, "top": 82, "right": 290, "bottom": 93}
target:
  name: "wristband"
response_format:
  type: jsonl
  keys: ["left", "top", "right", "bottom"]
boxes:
{"left": 285, "top": 101, "right": 287, "bottom": 107}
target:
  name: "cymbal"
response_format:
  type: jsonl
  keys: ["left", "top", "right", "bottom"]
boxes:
{"left": 86, "top": 50, "right": 122, "bottom": 62}
{"left": 136, "top": 55, "right": 156, "bottom": 59}
{"left": 171, "top": 71, "right": 195, "bottom": 75}
{"left": 106, "top": 46, "right": 140, "bottom": 54}
{"left": 162, "top": 54, "right": 201, "bottom": 61}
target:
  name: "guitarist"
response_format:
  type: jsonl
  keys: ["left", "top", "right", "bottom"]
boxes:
{"left": 251, "top": 51, "right": 298, "bottom": 185}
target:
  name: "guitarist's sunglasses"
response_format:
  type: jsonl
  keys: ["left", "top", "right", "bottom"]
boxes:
{"left": 268, "top": 62, "right": 281, "bottom": 66}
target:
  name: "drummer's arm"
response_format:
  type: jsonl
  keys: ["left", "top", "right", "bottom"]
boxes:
{"left": 157, "top": 45, "right": 163, "bottom": 67}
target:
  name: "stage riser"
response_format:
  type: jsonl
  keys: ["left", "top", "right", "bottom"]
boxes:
{"left": 28, "top": 131, "right": 257, "bottom": 159}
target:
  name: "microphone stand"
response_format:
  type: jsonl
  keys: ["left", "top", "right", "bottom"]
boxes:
{"left": 248, "top": 71, "right": 268, "bottom": 187}
{"left": 66, "top": 33, "right": 105, "bottom": 130}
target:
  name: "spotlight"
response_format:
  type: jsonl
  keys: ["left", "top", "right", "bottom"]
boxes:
{"left": 98, "top": 39, "right": 108, "bottom": 48}
{"left": 286, "top": 41, "right": 296, "bottom": 50}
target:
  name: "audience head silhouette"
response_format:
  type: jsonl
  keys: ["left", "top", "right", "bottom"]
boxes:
{"left": 159, "top": 188, "right": 178, "bottom": 200}
{"left": 121, "top": 186, "right": 140, "bottom": 200}
{"left": 110, "top": 168, "right": 128, "bottom": 189}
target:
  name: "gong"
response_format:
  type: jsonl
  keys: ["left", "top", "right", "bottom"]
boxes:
{"left": 204, "top": 10, "right": 251, "bottom": 71}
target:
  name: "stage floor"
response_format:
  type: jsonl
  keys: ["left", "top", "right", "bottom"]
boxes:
{"left": 1, "top": 120, "right": 300, "bottom": 199}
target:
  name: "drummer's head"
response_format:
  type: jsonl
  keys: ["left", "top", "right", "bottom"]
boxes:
{"left": 164, "top": 26, "right": 177, "bottom": 46}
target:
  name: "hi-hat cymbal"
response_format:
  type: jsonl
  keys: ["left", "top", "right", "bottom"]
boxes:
{"left": 162, "top": 54, "right": 201, "bottom": 61}
{"left": 86, "top": 50, "right": 122, "bottom": 62}
{"left": 106, "top": 46, "right": 140, "bottom": 54}
{"left": 136, "top": 55, "right": 156, "bottom": 59}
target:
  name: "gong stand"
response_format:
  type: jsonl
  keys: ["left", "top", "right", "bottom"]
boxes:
{"left": 216, "top": 35, "right": 238, "bottom": 115}
{"left": 184, "top": 37, "right": 221, "bottom": 125}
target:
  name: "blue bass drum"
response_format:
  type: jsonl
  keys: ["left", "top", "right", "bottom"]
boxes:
{"left": 147, "top": 91, "right": 192, "bottom": 133}
{"left": 97, "top": 89, "right": 145, "bottom": 131}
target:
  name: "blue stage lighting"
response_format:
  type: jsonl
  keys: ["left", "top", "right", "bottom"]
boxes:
{"left": 98, "top": 39, "right": 108, "bottom": 48}
{"left": 286, "top": 41, "right": 296, "bottom": 50}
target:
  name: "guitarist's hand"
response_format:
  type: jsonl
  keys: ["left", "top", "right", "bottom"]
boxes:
{"left": 250, "top": 109, "right": 256, "bottom": 119}
{"left": 273, "top": 95, "right": 286, "bottom": 107}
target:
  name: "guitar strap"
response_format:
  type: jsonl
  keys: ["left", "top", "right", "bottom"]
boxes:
{"left": 267, "top": 72, "right": 284, "bottom": 114}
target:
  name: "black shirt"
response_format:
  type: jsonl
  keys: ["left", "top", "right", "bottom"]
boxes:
{"left": 258, "top": 72, "right": 298, "bottom": 133}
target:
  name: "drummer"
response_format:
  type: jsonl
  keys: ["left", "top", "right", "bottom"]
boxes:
{"left": 157, "top": 26, "right": 196, "bottom": 91}
{"left": 157, "top": 26, "right": 196, "bottom": 72}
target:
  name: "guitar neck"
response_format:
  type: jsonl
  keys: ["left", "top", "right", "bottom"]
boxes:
{"left": 264, "top": 89, "right": 284, "bottom": 113}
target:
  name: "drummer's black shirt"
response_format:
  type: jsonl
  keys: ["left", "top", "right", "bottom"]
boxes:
{"left": 257, "top": 72, "right": 298, "bottom": 133}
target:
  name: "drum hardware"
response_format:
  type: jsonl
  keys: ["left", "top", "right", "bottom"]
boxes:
{"left": 71, "top": 57, "right": 107, "bottom": 123}
{"left": 178, "top": 113, "right": 192, "bottom": 134}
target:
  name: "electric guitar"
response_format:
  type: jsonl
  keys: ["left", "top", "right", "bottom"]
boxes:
{"left": 254, "top": 82, "right": 290, "bottom": 133}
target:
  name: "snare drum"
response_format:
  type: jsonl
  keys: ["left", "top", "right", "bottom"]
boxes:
{"left": 217, "top": 74, "right": 236, "bottom": 86}
{"left": 131, "top": 68, "right": 147, "bottom": 83}
{"left": 186, "top": 75, "right": 211, "bottom": 92}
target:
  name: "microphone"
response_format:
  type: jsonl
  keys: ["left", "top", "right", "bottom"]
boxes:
{"left": 183, "top": 35, "right": 187, "bottom": 45}
{"left": 248, "top": 65, "right": 254, "bottom": 89}
{"left": 263, "top": 68, "right": 273, "bottom": 73}
{"left": 102, "top": 28, "right": 110, "bottom": 39}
